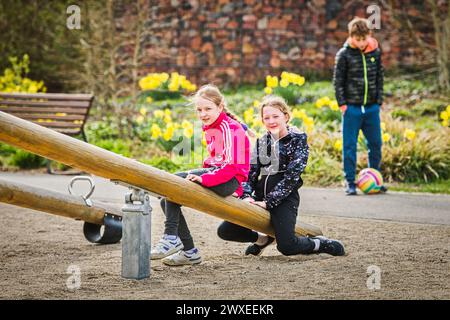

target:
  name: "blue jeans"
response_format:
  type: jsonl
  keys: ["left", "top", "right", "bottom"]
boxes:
{"left": 342, "top": 104, "right": 382, "bottom": 184}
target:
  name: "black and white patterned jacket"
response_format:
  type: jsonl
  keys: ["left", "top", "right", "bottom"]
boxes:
{"left": 243, "top": 127, "right": 309, "bottom": 209}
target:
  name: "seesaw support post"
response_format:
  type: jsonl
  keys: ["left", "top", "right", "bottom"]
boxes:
{"left": 121, "top": 186, "right": 152, "bottom": 280}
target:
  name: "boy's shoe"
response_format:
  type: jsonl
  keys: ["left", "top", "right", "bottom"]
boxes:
{"left": 150, "top": 234, "right": 183, "bottom": 260}
{"left": 312, "top": 236, "right": 345, "bottom": 256}
{"left": 379, "top": 185, "right": 388, "bottom": 193}
{"left": 162, "top": 248, "right": 202, "bottom": 266}
{"left": 245, "top": 236, "right": 275, "bottom": 256}
{"left": 345, "top": 183, "right": 357, "bottom": 195}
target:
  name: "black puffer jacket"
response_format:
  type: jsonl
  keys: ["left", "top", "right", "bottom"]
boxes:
{"left": 333, "top": 39, "right": 384, "bottom": 107}
{"left": 243, "top": 128, "right": 309, "bottom": 210}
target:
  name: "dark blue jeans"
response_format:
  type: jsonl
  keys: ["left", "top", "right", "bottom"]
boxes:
{"left": 343, "top": 104, "right": 382, "bottom": 184}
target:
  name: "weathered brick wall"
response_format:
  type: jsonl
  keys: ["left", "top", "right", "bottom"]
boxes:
{"left": 117, "top": 0, "right": 432, "bottom": 86}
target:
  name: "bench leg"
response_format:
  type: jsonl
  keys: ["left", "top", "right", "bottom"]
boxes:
{"left": 46, "top": 159, "right": 54, "bottom": 174}
{"left": 81, "top": 129, "right": 88, "bottom": 143}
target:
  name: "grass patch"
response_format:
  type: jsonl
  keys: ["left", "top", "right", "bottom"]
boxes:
{"left": 389, "top": 179, "right": 450, "bottom": 194}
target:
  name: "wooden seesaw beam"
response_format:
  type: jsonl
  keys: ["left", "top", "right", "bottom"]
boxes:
{"left": 0, "top": 111, "right": 322, "bottom": 237}
{"left": 0, "top": 178, "right": 122, "bottom": 244}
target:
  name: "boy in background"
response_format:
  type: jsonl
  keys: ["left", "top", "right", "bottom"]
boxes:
{"left": 333, "top": 17, "right": 387, "bottom": 195}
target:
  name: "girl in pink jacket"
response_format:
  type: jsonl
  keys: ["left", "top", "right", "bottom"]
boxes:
{"left": 151, "top": 84, "right": 250, "bottom": 266}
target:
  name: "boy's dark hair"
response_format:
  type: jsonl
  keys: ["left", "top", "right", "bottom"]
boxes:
{"left": 348, "top": 17, "right": 370, "bottom": 38}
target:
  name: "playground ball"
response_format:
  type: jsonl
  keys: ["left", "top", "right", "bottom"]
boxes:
{"left": 357, "top": 168, "right": 383, "bottom": 194}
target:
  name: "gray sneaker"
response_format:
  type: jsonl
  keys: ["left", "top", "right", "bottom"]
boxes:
{"left": 162, "top": 248, "right": 202, "bottom": 266}
{"left": 150, "top": 235, "right": 184, "bottom": 260}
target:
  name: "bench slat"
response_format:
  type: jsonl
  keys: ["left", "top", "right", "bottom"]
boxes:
{"left": 0, "top": 93, "right": 93, "bottom": 101}
{"left": 11, "top": 114, "right": 85, "bottom": 121}
{"left": 31, "top": 121, "right": 82, "bottom": 128}
{"left": 55, "top": 128, "right": 82, "bottom": 135}
{"left": 0, "top": 99, "right": 90, "bottom": 108}
{"left": 0, "top": 107, "right": 88, "bottom": 115}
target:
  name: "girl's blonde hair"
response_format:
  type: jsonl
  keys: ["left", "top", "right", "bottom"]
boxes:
{"left": 193, "top": 84, "right": 239, "bottom": 122}
{"left": 259, "top": 95, "right": 291, "bottom": 123}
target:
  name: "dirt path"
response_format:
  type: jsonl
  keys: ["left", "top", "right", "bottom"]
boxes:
{"left": 1, "top": 202, "right": 448, "bottom": 299}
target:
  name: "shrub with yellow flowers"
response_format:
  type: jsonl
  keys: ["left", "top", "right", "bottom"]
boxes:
{"left": 375, "top": 114, "right": 450, "bottom": 183}
{"left": 263, "top": 71, "right": 306, "bottom": 105}
{"left": 315, "top": 96, "right": 339, "bottom": 111}
{"left": 439, "top": 105, "right": 450, "bottom": 127}
{"left": 139, "top": 72, "right": 197, "bottom": 101}
{"left": 135, "top": 107, "right": 198, "bottom": 152}
{"left": 290, "top": 108, "right": 315, "bottom": 134}
{"left": 0, "top": 55, "right": 46, "bottom": 93}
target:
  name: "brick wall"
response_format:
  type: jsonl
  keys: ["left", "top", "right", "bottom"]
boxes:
{"left": 117, "top": 0, "right": 432, "bottom": 86}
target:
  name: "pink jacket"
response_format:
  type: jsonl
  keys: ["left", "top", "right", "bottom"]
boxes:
{"left": 201, "top": 112, "right": 250, "bottom": 196}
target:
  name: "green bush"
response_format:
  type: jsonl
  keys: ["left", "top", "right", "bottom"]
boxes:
{"left": 376, "top": 115, "right": 450, "bottom": 183}
{"left": 139, "top": 157, "right": 181, "bottom": 173}
{"left": 391, "top": 109, "right": 413, "bottom": 120}
{"left": 381, "top": 131, "right": 450, "bottom": 182}
{"left": 93, "top": 140, "right": 131, "bottom": 157}
{"left": 0, "top": 143, "right": 17, "bottom": 157}
{"left": 303, "top": 149, "right": 343, "bottom": 186}
{"left": 9, "top": 150, "right": 46, "bottom": 169}
{"left": 86, "top": 121, "right": 120, "bottom": 141}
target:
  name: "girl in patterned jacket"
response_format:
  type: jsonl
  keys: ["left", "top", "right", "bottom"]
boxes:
{"left": 151, "top": 84, "right": 250, "bottom": 266}
{"left": 217, "top": 96, "right": 346, "bottom": 257}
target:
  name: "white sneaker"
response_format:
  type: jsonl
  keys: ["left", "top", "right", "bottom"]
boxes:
{"left": 162, "top": 248, "right": 202, "bottom": 266}
{"left": 150, "top": 235, "right": 184, "bottom": 260}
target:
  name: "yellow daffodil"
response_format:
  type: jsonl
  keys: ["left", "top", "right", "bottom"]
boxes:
{"left": 266, "top": 75, "right": 278, "bottom": 88}
{"left": 403, "top": 129, "right": 416, "bottom": 141}
{"left": 382, "top": 133, "right": 391, "bottom": 142}
{"left": 334, "top": 140, "right": 343, "bottom": 152}
{"left": 315, "top": 98, "right": 325, "bottom": 108}
{"left": 181, "top": 120, "right": 193, "bottom": 130}
{"left": 296, "top": 76, "right": 305, "bottom": 86}
{"left": 163, "top": 123, "right": 175, "bottom": 141}
{"left": 164, "top": 114, "right": 172, "bottom": 124}
{"left": 329, "top": 100, "right": 339, "bottom": 111}
{"left": 252, "top": 118, "right": 263, "bottom": 127}
{"left": 440, "top": 111, "right": 448, "bottom": 121}
{"left": 154, "top": 110, "right": 164, "bottom": 118}
{"left": 358, "top": 130, "right": 364, "bottom": 143}
{"left": 264, "top": 87, "right": 273, "bottom": 95}
{"left": 151, "top": 123, "right": 162, "bottom": 139}
{"left": 139, "top": 107, "right": 147, "bottom": 116}
{"left": 244, "top": 108, "right": 254, "bottom": 124}
{"left": 183, "top": 127, "right": 194, "bottom": 139}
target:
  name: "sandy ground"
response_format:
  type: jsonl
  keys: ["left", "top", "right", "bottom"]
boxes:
{"left": 0, "top": 201, "right": 449, "bottom": 300}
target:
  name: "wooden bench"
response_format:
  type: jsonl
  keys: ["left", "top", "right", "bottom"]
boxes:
{"left": 0, "top": 92, "right": 94, "bottom": 173}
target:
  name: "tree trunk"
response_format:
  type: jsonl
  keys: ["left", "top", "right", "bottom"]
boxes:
{"left": 429, "top": 0, "right": 450, "bottom": 93}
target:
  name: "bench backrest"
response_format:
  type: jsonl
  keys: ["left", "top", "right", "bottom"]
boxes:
{"left": 0, "top": 93, "right": 94, "bottom": 136}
